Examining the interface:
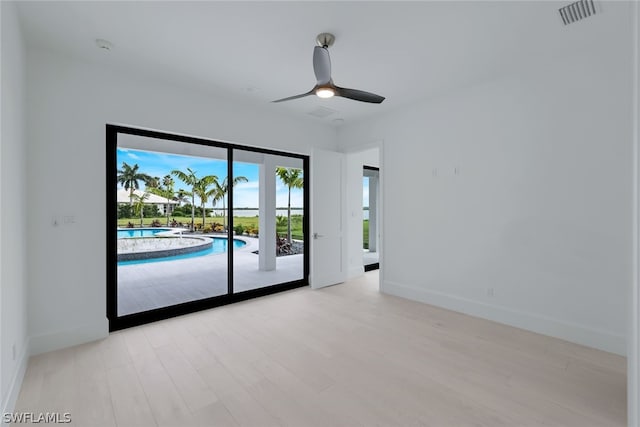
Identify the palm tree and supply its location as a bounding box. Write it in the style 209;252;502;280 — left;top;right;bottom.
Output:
162;175;173;188
172;168;217;231
174;189;189;206
171;168;200;231
210;175;248;231
276;167;303;243
146;176;161;189
116;162;152;205
193;175;219;229
132;193;149;227
147;175;175;226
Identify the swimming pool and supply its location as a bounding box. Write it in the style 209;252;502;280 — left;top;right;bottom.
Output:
117;228;170;238
118;237;246;265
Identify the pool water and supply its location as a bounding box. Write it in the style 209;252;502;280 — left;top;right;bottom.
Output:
118;237;246;266
118;228;170;238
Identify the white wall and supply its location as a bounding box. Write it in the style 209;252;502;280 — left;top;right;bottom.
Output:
630;1;640;424
1;1;29;417
344;147;379;278
338;16;633;355
26;48;336;354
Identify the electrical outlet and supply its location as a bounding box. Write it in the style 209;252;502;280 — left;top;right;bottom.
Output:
487;288;494;297
12;344;16;361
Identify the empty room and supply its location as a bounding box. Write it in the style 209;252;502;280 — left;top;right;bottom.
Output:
1;1;639;426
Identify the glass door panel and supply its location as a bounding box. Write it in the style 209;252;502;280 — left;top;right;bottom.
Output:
232;152;305;292
115;133;228;316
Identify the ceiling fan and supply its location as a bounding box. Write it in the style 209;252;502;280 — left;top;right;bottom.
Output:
273;33;385;104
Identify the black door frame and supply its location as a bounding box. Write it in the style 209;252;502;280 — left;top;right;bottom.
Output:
106;124;310;331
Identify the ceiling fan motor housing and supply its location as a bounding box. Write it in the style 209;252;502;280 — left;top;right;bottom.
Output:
316;33;335;48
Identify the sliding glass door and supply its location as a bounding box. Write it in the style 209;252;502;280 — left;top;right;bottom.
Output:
107;125;308;330
232;152;305;292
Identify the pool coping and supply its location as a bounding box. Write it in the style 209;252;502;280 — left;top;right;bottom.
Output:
117;235;213;261
116;228;255;262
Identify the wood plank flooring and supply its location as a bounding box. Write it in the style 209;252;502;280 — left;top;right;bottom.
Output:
14;272;626;426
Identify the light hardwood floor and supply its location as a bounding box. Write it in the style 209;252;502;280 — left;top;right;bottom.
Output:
14;272;626;426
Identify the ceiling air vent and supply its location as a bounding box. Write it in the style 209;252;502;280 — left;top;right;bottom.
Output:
559;0;596;25
307;106;337;118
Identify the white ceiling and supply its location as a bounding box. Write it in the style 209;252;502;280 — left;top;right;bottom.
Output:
15;1;628;127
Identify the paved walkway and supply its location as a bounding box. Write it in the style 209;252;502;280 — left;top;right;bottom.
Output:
117;235;304;316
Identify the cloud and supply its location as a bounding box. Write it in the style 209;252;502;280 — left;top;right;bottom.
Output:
127;152;140;160
235;181;259;191
233;191;258;208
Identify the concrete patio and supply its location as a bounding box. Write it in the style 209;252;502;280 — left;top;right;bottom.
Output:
117;235;305;316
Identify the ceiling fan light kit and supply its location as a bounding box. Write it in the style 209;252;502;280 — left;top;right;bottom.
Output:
315;87;335;98
273;33;385;104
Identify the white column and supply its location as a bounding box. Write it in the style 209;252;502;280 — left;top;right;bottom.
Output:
259;157;277;271
368;175;378;252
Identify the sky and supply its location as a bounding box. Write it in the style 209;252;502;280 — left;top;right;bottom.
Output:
363;177;369;208
117;148;304;208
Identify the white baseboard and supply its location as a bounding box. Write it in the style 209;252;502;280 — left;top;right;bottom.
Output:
30;317;109;356
1;338;30;426
382;280;626;356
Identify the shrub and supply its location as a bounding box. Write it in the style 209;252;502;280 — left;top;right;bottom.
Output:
234;224;245;235
172;206;186;216
143;204;160;217
117;204;133;219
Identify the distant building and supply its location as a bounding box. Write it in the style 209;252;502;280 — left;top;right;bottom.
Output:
116;189;178;216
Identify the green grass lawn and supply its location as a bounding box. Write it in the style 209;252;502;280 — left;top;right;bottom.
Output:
118;215;304;240
120;215;365;245
363;219;369;249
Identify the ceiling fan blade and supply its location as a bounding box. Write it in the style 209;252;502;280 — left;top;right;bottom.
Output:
313;46;331;85
335;86;385;104
272;89;315;103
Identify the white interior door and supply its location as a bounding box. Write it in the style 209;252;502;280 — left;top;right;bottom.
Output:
310;149;346;289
